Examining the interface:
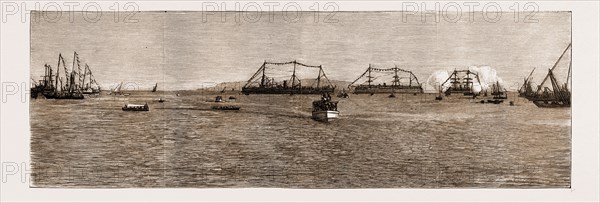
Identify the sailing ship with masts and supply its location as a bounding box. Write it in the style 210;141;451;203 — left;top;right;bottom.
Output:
152;83;158;92
518;67;537;100
242;60;335;95
490;81;507;100
31;52;100;99
109;81;124;95
348;65;423;95
529;43;572;108
441;69;482;96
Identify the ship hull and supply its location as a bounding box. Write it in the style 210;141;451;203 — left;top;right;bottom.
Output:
242;87;335;95
211;105;241;111
312;110;339;122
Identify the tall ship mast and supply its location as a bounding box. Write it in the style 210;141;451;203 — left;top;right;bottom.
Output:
531;43;571;108
242;60;335;95
348;65;422;94
152;83;158;92
491;81;507;100
518;67;537;100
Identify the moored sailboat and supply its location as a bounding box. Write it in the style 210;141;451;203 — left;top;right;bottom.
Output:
518;68;536;100
152;83;158;92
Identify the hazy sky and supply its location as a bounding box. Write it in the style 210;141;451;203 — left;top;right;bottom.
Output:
31;11;571;90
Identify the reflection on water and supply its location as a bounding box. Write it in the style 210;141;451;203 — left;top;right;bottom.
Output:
30;92;570;188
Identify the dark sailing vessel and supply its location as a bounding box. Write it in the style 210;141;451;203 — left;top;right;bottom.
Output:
81;64;101;94
441;69;481;96
531;43;572;108
348;65;422;94
242;61;335;95
152;83;158;92
337;89;349;98
109;81;127;95
31;52;95;99
122;103;149;111
435;85;443;100
518;68;537;100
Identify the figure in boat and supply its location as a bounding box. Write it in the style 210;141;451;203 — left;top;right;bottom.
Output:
31;52;93;99
122;103;149;111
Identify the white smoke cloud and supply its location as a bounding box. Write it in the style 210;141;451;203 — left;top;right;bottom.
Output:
425;70;450;93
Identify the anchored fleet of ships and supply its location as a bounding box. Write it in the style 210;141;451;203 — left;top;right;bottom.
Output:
31;52;100;99
31;43;572;113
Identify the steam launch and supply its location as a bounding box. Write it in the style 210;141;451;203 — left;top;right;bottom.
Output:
441;70;482;96
31;52;100;99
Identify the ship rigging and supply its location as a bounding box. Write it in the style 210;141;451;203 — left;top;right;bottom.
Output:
441;69;482;96
530;43;572;108
348;65;422;94
242;60;335;95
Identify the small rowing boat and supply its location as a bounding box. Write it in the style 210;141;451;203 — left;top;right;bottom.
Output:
122;103;149;111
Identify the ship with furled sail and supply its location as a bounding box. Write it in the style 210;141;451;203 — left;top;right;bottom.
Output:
348;65;422;95
312;93;339;122
241;60;335;95
31;52;99;99
441;69;482;96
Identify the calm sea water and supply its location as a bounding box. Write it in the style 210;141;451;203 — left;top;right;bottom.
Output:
30;92;571;188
